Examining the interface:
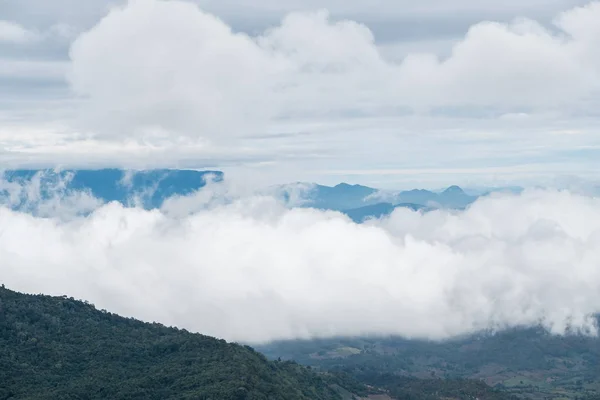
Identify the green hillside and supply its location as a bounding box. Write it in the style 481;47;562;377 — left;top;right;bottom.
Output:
258;331;600;399
0;285;346;400
0;285;526;400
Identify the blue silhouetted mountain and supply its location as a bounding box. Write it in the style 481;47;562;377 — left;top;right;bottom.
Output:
306;183;377;211
294;183;479;222
342;202;428;223
391;186;476;208
394;189;438;206
1;169;223;210
436;185;477;208
298;183;477;214
2;170;481;219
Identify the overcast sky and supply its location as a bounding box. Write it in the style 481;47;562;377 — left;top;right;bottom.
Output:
1;0;599;188
4;1;600;343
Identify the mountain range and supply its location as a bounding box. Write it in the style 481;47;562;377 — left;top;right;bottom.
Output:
0;169;222;210
288;183;478;212
1;169;516;221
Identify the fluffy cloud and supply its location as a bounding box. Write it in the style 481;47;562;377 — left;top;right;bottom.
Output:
2;183;600;343
67;0;600;141
68;0;281;140
3;1;600;186
0;20;39;43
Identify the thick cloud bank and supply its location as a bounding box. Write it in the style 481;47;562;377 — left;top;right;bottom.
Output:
69;0;600;139
1;184;600;343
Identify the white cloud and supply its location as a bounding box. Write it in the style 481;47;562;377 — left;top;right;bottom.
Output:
0;20;39;43
2;0;600;187
68;0;281;140
0;170;101;218
2;185;600;343
67;0;600;143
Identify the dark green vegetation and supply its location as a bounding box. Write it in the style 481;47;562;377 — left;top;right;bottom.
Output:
258;329;600;400
0;286;345;400
356;373;518;400
0;285;522;400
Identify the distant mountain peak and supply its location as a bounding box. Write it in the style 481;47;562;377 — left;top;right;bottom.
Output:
443;185;466;194
334;182;369;189
401;189;434;195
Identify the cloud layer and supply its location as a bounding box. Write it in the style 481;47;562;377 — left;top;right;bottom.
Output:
68;0;600;140
2;181;600;343
1;0;600;188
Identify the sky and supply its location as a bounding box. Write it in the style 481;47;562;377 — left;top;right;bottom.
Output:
3;1;600;343
1;0;599;188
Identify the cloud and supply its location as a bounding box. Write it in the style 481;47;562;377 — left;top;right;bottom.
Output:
0;20;39;43
3;1;600;187
2;183;600;343
67;0;600;143
0;170;102;218
68;0;281;140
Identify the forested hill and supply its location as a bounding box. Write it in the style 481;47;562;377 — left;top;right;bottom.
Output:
0;285;347;400
0;285;525;400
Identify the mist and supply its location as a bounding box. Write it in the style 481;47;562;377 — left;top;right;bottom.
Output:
2;177;600;343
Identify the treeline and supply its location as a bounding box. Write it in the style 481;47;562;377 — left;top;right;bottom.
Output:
0;286;345;400
0;285;540;400
351;372;519;400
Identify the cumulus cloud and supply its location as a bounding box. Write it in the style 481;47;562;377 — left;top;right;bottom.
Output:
67;0;600;141
2;184;600;343
68;0;282;140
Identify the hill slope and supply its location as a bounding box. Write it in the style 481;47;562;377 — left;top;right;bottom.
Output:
258;329;600;399
0;285;528;400
0;286;345;400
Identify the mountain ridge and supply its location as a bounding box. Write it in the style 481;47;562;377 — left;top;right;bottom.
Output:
1;169;222;210
0;284;351;400
1;169;519;220
0;285;523;400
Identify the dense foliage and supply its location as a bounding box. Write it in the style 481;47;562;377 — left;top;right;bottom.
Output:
354;373;518;400
258;329;600;399
0;286;344;400
0;285;555;400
